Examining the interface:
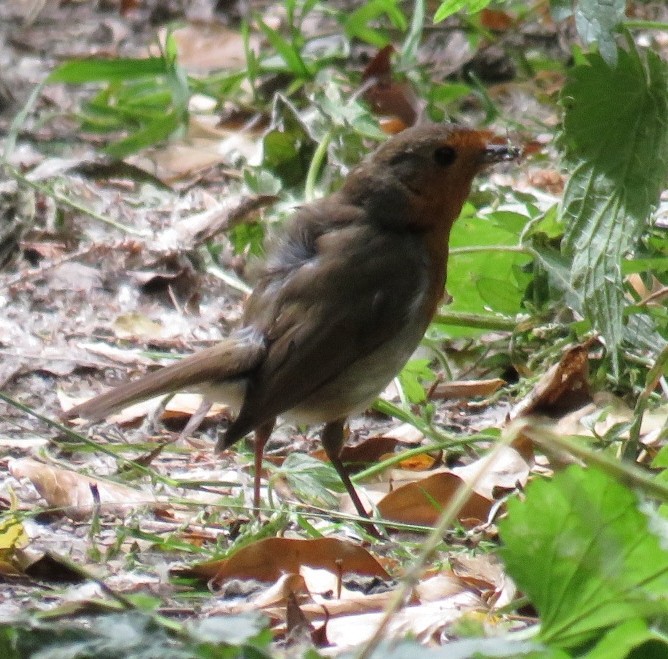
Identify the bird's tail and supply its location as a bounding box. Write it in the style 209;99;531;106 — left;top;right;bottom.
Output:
64;328;266;421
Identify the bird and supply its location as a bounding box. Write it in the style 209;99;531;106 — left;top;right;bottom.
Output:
66;123;520;526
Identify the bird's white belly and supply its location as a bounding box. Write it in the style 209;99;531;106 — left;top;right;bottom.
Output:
286;320;426;424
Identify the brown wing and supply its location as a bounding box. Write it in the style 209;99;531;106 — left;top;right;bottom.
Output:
224;198;430;444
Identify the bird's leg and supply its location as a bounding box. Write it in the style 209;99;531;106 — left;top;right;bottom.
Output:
252;419;275;513
322;419;382;537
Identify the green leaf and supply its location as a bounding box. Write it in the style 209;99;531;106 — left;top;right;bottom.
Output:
584;619;668;659
560;46;668;369
433;0;492;23
49;57;169;83
442;211;531;335
499;466;668;650
398;359;435;404
257;18;311;79
343;0;406;47
574;0;626;67
275;453;343;507
104;111;182;159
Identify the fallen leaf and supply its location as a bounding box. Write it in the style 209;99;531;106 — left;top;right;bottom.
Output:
397;452;438;471
313;436;399;468
430;378;506;400
480;8;514;31
451;446;530;500
415;573;467;602
182;537;389;585
361;45;420;129
377;472;493;527
9;458;153;521
381;423;425;444
160;22;259;73
112;313;168;341
511;343;593;418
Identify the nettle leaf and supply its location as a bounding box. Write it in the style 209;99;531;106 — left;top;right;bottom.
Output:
574;0;626;66
560;46;668;369
499;466;668;650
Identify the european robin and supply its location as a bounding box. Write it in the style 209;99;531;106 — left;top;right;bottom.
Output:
66;124;519;524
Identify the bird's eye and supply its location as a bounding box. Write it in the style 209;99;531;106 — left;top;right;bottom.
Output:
434;146;457;167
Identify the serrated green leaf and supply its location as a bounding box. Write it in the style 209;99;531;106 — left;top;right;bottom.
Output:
499;466;668;650
398;358;435;404
574;0;626;67
560;46;668;368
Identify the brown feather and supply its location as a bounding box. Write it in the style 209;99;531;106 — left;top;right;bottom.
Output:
66;329;265;421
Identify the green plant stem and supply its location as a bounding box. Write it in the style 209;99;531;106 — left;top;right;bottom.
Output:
624;343;668;459
0;390;177;486
304;129;332;201
352;435;495;483
625;19;668;30
3;164;148;237
517;420;668;502
357;431;514;659
432;310;519;331
372;398;443;440
449;244;530;255
2;78;47;162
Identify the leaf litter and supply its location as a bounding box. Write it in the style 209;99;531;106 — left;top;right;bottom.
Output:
0;0;667;656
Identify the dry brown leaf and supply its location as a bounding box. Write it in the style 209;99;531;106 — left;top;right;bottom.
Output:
250;573;309;608
63;389;230;426
9;458;152;521
286;589;318;646
430;378;506;400
451;446;529;500
512;343;593;419
182;537;389;585
127;132;259;185
449;553;517;608
76;342;159;366
377;472;493;527
321;592;483;650
397;452;438;471
415;573;467;602
160;23;259;73
361;45;421;129
381;422;425;444
480;7;514;31
313;435;399;468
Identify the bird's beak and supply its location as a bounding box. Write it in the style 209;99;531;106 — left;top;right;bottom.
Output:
479;142;522;164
